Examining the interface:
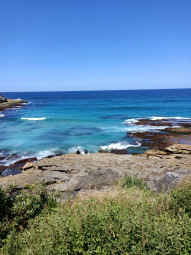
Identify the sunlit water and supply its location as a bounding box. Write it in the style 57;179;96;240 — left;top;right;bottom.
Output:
0;89;191;166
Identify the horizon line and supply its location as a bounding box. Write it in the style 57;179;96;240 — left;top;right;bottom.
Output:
1;87;191;93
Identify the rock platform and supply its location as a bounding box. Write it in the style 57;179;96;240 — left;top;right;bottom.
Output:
0;144;191;199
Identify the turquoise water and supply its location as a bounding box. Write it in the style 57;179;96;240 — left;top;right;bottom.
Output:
0;89;191;165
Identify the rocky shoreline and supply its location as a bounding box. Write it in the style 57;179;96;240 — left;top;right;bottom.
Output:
1;116;191;198
0;143;191;200
0;94;28;111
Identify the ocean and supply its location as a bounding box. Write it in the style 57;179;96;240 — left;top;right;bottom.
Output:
0;89;191;166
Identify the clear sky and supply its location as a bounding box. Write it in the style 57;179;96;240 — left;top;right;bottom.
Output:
0;0;191;92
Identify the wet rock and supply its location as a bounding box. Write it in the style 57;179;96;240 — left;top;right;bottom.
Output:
0;166;7;174
111;149;127;155
99;149;108;153
10;157;37;170
164;127;191;135
135;119;172;126
127;131;173;150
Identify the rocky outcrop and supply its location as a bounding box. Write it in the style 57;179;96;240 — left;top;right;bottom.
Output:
0;151;191;198
0;94;7;103
165;144;191;154
135;119;172;127
0;99;28;111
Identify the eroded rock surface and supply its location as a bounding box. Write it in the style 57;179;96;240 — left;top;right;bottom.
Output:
0;151;191;198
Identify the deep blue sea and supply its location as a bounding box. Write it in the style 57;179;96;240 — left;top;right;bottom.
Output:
0;89;191;166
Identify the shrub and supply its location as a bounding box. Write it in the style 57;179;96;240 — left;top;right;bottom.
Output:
120;176;149;190
170;176;191;216
0;184;57;247
2;187;191;255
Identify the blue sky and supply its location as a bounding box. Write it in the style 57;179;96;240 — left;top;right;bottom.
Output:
0;0;191;92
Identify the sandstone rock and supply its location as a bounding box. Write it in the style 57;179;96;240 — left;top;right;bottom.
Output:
9;157;37;170
0;153;191;198
145;150;167;156
22;162;34;170
165;144;191;154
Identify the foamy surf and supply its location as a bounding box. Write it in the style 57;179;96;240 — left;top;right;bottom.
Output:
68;146;84;153
0;114;5;118
123;118;139;125
100;141;141;151
21;117;46;121
150;116;191;120
34;149;59;160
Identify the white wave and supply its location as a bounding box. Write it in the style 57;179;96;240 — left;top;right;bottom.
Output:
68;146;84;153
100;141;141;151
150;116;191;120
21;117;46;121
123;118;139;125
16;98;22;101
34;148;59;160
0;114;5;118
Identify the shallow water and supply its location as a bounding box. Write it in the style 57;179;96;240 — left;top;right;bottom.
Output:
0;89;191;166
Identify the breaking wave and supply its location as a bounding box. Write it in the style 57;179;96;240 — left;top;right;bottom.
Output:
100;141;141;151
0;114;5;118
21;117;47;121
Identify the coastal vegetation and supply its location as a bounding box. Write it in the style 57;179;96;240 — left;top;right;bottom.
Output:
1;176;191;254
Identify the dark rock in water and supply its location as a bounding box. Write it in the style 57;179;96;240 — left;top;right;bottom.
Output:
9;157;37;169
1;157;37;177
99;149;108;153
127;131;173;151
111;149;127;155
164;127;191;135
0;157;6;161
0;166;7;174
135;119;172;127
0;94;7;103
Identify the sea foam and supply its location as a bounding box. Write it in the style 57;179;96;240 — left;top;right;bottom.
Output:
0;114;5;118
150;116;191;120
100;141;141;151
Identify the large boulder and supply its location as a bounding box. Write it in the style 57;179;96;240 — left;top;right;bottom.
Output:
0;94;7;103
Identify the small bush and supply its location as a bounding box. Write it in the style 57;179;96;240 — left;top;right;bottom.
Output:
121;176;149;190
170;176;191;216
0;184;57;247
1;177;191;254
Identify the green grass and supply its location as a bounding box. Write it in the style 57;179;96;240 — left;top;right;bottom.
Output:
1;177;191;254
